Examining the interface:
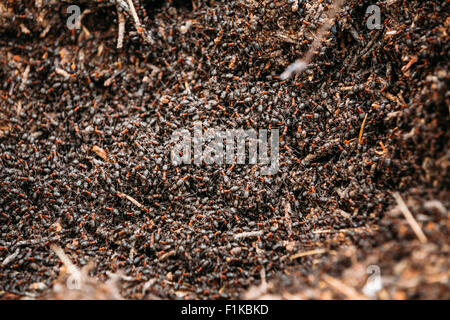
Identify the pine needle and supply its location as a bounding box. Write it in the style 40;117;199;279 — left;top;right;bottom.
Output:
358;113;368;145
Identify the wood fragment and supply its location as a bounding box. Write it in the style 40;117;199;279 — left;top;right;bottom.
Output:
126;0;140;29
125;0;152;44
116;191;144;210
21;65;30;88
393;192;428;243
423;200;447;215
284;201;293;236
313;226;377;234
50;244;80;276
401;55;418;73
322;274;369;300
290;248;327;260
158;250;176;261
233;230;264;239
2;248;20;266
55;67;71;78
358;113;368;145
91;145;108;161
116;5;125;49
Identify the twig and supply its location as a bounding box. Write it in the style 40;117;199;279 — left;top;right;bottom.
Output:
21;65;30;88
393;192;428;243
423;200;447;215
116;191;144;210
313;226;377;234
280;0;344;80
126;0;140;28
158;250;176;261
115;0;129;11
125;0;152;44
322;274;369;300
284;201;293;236
2;248;20;266
55;67;72;78
290;248;327;260
50;244;81;276
91;145;108;162
358;113;368;145
116;4;125;49
233;230;264;240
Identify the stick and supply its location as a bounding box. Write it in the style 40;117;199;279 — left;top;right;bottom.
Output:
313;226;377;234
280;0;344;80
2;248;20;266
126;0;140;28
234;230;263;240
50;244;81;276
322;274;369;300
290;248;327;260
284;201;293;236
55;67;72;78
21;65;30;88
393;192;428;243
116;191;144;210
116;4;125;49
358;113;368;145
158;250;176;261
124;0;153;44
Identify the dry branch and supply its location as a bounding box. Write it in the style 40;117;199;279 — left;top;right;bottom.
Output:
393;192;428;243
